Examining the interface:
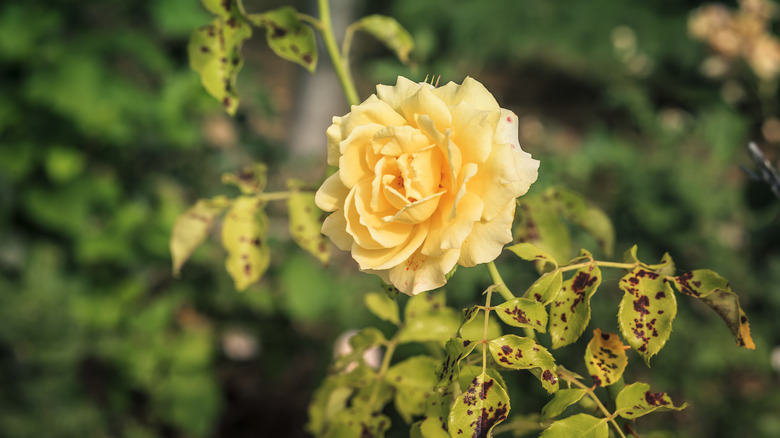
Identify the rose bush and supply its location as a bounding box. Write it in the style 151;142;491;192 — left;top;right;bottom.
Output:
315;76;539;295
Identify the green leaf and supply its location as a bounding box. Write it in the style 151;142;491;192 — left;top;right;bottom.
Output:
364;292;400;325
221;163;268;195
248;7;317;72
549;264;602;349
448;374;510;438
405;290;447;320
458;305;481;333
411;388;452;438
584;329;627;387
548;187;615;257
673;270;755;349
646;252;675;276
287;182;329;265
221;196;270;290
188;6;252;115
540;388;587;421
622;245;640;264
170;195;232;276
324;408;391;438
459;312;502;343
457;366;508;394
434;337;477;389
515;196;572;265
399;290;459;344
523;269;563;305
617;268;677;364
539;414;608;438
487;334;559;393
351;15;414;63
615;382;687;419
506;242;558;268
307;377;353;436
494;297;548;333
385;356;438;423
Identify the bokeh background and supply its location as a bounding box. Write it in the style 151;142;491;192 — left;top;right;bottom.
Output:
2;0;780;436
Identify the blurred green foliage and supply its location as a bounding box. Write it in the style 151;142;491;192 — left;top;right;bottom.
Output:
2;0;780;437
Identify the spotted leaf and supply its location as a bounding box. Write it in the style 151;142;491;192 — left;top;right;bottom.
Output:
221;163;267;195
448;374;510;438
548;187;614;257
323;408;391;438
189;1;252;114
457;366;508;394
506;241;558;269
674;269;755;349
540;388;587;421
287;182;329;265
170;195;232;277
364;292;400;325
434;337;477;389
549;264;602;349
494;297;548;333
221;195;269;290
615;382;687;419
539;413;608;438
410;388;452;438
618;268;676;364
350;15;414;63
385;356;438;423
248;7;317;72
584;329;627;387
523;269;563;305
459;311;502;344
488;334;559;393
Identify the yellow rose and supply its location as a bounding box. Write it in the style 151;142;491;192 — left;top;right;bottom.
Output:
315;76;539;295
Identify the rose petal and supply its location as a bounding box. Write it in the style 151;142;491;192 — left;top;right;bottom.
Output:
315;172;349;212
431;76;500;111
352;221;430;271
398;84;452;132
384;191;445;224
458;199;516;266
376;76;425;111
421;190;483;257
449;100;497;164
386;246;460;295
339;123;384;189
354;181;413;247
322;212;353;251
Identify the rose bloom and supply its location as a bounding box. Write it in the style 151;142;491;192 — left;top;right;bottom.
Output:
315;77;539;295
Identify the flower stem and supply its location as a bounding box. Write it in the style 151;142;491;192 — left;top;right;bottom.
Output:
365;337;398;413
560;260;637;273
487;261;514;301
558;368;627;438
317;0;360;106
481;286;493;377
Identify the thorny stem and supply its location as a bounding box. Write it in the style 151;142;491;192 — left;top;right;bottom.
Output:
558;368;628;438
317;0;360;106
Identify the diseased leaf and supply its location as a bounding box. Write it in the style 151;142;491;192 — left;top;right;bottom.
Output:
494;297;548;333
457;366;508;394
540;388;587;421
364;292;400;325
646;252;675;276
515;196;572;265
248;7;317;72
615;382;687;419
221;163;267;194
459;312;502;343
351;15;414;63
524;269;563;305
287;182;329;265
189;1;252;114
411;388;452;438
459;305;481;333
448;374;510;438
617;268;676;364
171;195;232;276
506;242;558;268
221;195;269;290
488;334;559;393
674;270;755;349
405;289;447;320
539;413;608;438
384;356;438;423
323;408;391;438
549;263;602;349
584;329;627;387
548;187;615;257
434;337;477;389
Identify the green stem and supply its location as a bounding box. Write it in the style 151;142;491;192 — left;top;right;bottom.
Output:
365;337;398;413
558;369;627;438
560;260;637;273
317;0;360;106
487;261;514;301
295;12;323;31
481;286;493;377
605;377;630;435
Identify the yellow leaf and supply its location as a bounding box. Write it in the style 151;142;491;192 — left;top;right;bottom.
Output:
170;196;232;277
287;185;329;265
221;196;270;290
584;329;627;387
